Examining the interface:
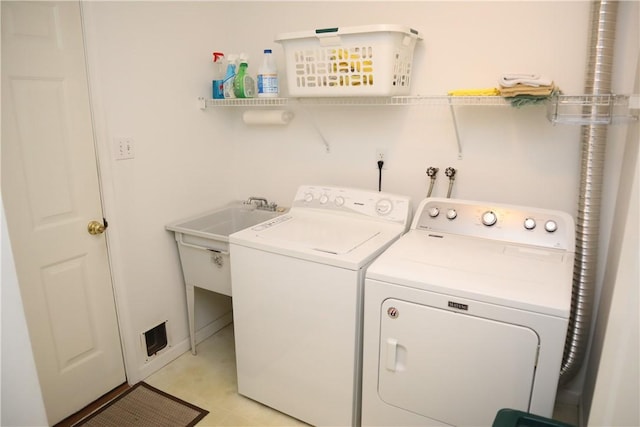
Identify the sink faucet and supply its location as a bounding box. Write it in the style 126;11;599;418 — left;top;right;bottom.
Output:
245;196;277;211
247;196;268;207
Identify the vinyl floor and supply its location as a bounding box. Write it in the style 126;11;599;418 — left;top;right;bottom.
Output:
145;323;580;427
145;323;307;426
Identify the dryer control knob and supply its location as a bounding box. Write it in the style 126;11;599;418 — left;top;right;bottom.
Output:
524;218;536;230
334;196;345;207
446;209;457;220
482;211;498;226
545;220;558;233
319;194;329;204
428;207;440;218
303;193;314;203
375;199;393;215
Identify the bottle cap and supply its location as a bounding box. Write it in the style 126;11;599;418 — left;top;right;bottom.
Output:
264;49;272;54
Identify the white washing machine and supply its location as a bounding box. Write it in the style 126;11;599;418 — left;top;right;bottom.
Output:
230;185;412;427
362;198;575;427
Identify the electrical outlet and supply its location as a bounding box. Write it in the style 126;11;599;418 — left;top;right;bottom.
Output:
375;148;387;168
114;137;135;160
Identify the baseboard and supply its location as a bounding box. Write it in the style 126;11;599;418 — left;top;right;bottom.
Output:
578;395;586;427
134;339;191;383
130;311;233;384
195;311;233;344
556;388;581;405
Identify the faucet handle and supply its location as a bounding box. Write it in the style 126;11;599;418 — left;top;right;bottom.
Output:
445;167;456;179
426;167;439;178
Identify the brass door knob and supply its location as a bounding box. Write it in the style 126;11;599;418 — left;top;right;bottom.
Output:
87;220;106;235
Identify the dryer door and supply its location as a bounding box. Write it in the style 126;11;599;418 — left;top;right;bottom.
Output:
379;298;539;427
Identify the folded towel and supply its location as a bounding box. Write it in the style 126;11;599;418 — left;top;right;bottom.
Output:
499;84;555;97
499;74;553;88
506;88;561;107
448;87;500;96
506;94;551;108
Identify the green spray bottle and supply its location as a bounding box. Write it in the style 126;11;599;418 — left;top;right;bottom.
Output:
233;53;255;98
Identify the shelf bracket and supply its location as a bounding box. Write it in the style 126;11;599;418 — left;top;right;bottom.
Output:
298;103;330;154
448;99;463;159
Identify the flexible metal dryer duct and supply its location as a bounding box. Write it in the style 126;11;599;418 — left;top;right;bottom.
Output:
559;0;618;385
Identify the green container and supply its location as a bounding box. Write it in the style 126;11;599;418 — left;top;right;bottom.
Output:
233;59;255;98
493;409;575;427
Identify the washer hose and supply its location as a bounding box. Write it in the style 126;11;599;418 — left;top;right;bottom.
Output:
426;167;439;197
445;167;457;198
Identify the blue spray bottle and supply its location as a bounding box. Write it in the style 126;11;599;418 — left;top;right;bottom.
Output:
212;52;226;99
223;54;238;99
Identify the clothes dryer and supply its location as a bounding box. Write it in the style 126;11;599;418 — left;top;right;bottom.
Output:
362;198;575;426
230;185;412;426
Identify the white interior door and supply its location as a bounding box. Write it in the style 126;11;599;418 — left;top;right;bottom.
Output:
379;298;539;427
1;1;126;424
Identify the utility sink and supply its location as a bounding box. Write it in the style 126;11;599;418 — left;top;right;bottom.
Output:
166;201;285;354
167;203;283;248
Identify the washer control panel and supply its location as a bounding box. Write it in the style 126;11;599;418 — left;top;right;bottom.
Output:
413;197;575;250
292;185;412;226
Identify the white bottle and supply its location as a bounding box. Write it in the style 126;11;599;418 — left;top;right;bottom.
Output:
257;49;279;98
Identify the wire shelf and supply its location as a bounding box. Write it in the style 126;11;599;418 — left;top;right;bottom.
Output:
546;94;639;125
199;97;289;108
199;94;639;124
296;96;517;106
200;95;514;108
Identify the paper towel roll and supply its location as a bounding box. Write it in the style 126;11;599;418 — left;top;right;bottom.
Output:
242;110;294;125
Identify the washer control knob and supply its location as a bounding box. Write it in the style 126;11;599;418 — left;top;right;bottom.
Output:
482;211;498;226
524;218;536;230
446;209;457;220
376;199;393;215
303;193;314;203
334;196;345;207
545;220;558;233
319;194;329;204
428;207;440;218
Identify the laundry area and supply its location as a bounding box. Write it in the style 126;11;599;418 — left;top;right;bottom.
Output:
1;1;638;427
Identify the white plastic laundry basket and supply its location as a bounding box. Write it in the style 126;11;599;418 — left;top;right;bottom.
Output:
275;25;422;97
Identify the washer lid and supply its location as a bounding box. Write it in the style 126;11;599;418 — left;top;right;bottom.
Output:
230;211;405;269
254;215;380;255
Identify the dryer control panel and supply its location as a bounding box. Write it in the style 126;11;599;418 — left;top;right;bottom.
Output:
413;197;575;250
292;185;412;226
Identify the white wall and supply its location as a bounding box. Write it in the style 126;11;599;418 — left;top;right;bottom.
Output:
82;1;239;381
1;201;49;427
81;0;638;408
561;0;640;409
586;130;639;426
582;42;640;426
227;0;590;211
